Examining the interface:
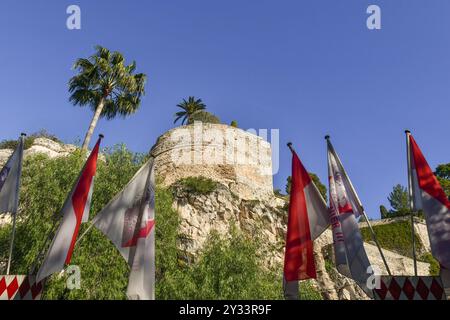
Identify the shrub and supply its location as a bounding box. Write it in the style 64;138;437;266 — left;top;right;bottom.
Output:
230;120;238;128
160;227;321;300
0;130;61;150
360;221;423;258
419;253;440;276
176;176;218;195
187;111;221;124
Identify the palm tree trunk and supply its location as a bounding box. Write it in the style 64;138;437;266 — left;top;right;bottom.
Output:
81;98;105;151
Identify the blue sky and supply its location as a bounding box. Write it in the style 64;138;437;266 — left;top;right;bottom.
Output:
1;1;449;219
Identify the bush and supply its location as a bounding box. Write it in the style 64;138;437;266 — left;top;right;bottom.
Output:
360;221;423;258
187;111;221;124
230;120;238;128
176;176;218;195
158;227;321;300
419;253;440;276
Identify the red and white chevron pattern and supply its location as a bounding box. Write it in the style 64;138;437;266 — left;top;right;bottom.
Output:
0;275;43;300
373;276;446;300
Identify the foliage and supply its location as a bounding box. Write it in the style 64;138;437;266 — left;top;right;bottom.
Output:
69;45;146;120
387;184;410;216
273;189;285;198
0;145;147;299
435;163;450;199
230;120;238;128
285;173;327;202
173;96;206;125
176;176;218;195
158;227;321;300
187;111;221;125
0;130;61;150
379;205;389;219
360;221;423;258
419;253;440;276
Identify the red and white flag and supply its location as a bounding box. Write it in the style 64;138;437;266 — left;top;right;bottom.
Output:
407;133;450;270
283;146;330;299
36;137;101;282
93;158;155;300
327;138;373;297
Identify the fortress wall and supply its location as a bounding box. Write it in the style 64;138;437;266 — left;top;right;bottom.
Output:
150;123;274;200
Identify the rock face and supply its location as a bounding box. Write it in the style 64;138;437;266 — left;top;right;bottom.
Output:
172;183;287;268
151;123;274;200
0;137;77;167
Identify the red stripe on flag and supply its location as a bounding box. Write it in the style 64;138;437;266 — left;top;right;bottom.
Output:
410;136;450;210
64;139;100;264
283;151;316;281
122;219;155;248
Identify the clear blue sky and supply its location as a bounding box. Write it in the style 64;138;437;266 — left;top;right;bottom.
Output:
1;1;449;219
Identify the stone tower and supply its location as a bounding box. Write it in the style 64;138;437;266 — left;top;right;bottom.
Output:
150;123;274;200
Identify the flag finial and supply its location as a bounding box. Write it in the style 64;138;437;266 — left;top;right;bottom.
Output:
287;142;295;153
99;134;104;139
325;135;330;140
405;130;411;134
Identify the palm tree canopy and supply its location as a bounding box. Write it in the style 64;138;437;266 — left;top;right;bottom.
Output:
174;96;206;125
69;45;147;119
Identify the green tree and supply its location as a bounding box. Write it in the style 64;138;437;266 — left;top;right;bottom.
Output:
173;97;206;125
285;174;327;202
69;46;147;150
230;120;238;128
379;205;389;219
435;163;450;199
387;184;410;217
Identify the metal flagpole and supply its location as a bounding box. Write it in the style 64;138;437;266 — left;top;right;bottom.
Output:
325;135;392;276
6;133;26;275
405;130;418;276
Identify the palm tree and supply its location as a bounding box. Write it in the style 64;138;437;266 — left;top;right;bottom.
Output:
69;45;147;150
173;96;206;125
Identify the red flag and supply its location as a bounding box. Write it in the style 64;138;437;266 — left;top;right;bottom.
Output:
37;137;101;282
283;150;329;281
408;135;450;269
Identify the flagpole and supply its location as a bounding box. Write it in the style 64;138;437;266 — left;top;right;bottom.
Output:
405;130;418;276
6;133;26;275
325;135;392;276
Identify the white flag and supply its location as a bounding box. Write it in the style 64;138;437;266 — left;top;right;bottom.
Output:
93;158;155;300
36;137;101;282
0;136;24;214
327;139;373;297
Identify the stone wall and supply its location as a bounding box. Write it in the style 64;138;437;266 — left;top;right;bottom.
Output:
151;123;274;200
